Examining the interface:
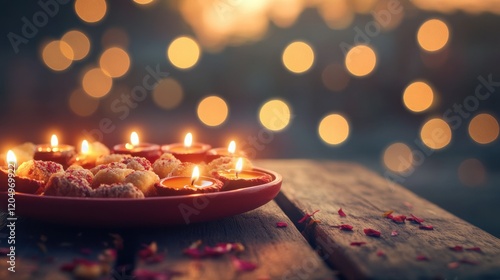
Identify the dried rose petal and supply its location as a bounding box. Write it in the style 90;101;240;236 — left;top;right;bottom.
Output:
383;210;394;218
276;222;288;228
448;262;460;269
459;258;479;265
350;242;366;246
364;228;381;237
419;225;434;230
449;245;463;252
298;210;320;224
416;255;429;261
391;230;398;236
231;256;257;272
338;224;353;231
138;242;158;259
376;250;385;257
390;215;406;224
407;214;424;224
338;208;347;217
466;247;482;252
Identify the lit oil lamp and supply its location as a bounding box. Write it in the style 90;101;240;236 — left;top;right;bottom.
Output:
33;134;75;168
205;140;246;163
161;133;211;163
155;165;223;196
213;157;272;191
113;132;161;163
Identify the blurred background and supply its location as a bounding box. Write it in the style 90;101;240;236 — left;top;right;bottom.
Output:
1;0;499;236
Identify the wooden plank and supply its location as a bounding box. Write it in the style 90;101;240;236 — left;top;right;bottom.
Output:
0;201;335;280
256;159;500;280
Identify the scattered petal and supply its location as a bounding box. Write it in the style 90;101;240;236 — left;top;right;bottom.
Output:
298;210;320;224
416;254;429;261
376;250;385;257
231;256;257;272
390;215;407;224
465;247;482;252
448;262;460;269
407;214;425;224
138;242;158;260
419;225;434;230
276;222;288;228
449;246;463;252
391;231;399;236
382;210;394;218
337;224;354;231
350;242;366;246
338;208;347;217
363;228;381;237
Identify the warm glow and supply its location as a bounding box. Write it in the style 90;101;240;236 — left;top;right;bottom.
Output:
318;0;354;30
345;45;377;77
42;40;73;71
61;30;90;61
259;100;291;131
130;132;139;146
417;19;450;52
152;78;184;110
133;0;155;5
197;96;229;127
228;141;236;155
167;36;201;69
322;63;350;92
282;41;315;74
458;158;487;187
81;140;89;154
420;118;452;149
191;165;200;185
318;114;350;145
99;47;131;78
74;0;107;23
68;88;100;117
6;150;16;166
468;113;499;144
184;133;193;148
235;157;243;176
383;143;414;173
403;81;434;113
51;135;58;147
82;68;113;98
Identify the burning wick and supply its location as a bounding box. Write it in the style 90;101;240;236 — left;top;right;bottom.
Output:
184;132;193;149
235;157;243;179
228;140;236;156
191;165;200;186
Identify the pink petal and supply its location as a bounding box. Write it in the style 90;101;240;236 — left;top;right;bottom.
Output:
416;254;429;261
276;222;288;228
363;228;381;237
407;214;425;224
350;242;366;246
376;250;385;257
339;224;353;231
298;210;320;224
391;230;399;236
449;245;463;252
231;256;257;272
419;225;434;230
390;215;406;224
338;208;347;217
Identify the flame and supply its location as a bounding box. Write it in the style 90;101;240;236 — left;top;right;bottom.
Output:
81;140;89;154
51;134;58;147
235;157;243;178
184;132;193;148
191;165;200;186
6;150;16;166
228;140;236;155
130;132;139;146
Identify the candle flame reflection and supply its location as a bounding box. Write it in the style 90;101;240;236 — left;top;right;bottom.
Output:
191;165;200;186
51;134;58;147
81;140;89;154
184;132;193;148
228;140;236;155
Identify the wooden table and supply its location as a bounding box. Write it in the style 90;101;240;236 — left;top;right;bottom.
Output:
1;160;499;280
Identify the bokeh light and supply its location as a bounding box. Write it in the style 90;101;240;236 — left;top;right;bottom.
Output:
68;89;100;117
420;118;452;149
82;68;113;98
417;19;450;52
282;41;315;74
259;100;292;131
197;96;229;127
318;114;350;145
101;28;129;48
152;78;184;110
458;158;487;187
403;81;434;113
42;40;73;71
383;142;414;173
74;0;107;23
99;47;131;78
345;45;377;77
61;30;90;61
322;63;350;92
167;36;201;70
318;0;354;30
133;0;155;5
468;113;499;144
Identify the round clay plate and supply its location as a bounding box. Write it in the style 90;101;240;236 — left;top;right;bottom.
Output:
0;168;281;227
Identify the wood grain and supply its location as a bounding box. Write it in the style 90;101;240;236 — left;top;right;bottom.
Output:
256;159;500;280
0;201;335;280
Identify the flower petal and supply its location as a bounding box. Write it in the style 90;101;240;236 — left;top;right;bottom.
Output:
338;208;347;217
363;228;381;237
276;222;288;228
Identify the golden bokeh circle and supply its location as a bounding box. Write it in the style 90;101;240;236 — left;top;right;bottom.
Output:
468;113;499;144
197;96;229;126
417;19;450;52
403;81;434;112
167;36;201;69
345;45;377;77
420;118;452;149
259;100;292;131
282;41;315;74
318;114;350;145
